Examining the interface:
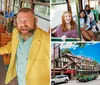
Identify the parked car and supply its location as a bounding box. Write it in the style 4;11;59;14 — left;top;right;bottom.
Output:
51;75;69;85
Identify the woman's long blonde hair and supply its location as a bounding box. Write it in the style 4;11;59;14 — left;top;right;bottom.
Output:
61;11;77;32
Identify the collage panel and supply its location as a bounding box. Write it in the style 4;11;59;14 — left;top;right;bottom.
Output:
50;1;100;85
0;0;50;85
51;42;100;85
51;0;100;41
0;0;100;85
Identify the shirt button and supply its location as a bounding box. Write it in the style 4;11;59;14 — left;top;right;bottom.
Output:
19;71;22;73
21;62;23;64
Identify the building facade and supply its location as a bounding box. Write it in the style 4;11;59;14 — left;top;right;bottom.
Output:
51;53;96;79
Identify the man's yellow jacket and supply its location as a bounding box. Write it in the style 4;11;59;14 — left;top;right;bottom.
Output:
0;28;50;85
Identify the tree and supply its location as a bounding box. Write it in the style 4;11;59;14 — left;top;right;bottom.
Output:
61;48;72;54
92;60;98;66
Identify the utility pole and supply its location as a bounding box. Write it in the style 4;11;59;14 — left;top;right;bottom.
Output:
53;44;61;77
53;43;55;77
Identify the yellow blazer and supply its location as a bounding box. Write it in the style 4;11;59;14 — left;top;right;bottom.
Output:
0;28;50;85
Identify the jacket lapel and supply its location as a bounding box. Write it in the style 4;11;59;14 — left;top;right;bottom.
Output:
11;29;19;66
26;28;41;75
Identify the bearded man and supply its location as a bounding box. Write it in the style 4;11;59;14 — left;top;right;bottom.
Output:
0;8;50;85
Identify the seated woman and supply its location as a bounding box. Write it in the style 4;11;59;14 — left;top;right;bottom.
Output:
85;5;99;31
55;11;78;40
8;14;17;33
79;10;96;41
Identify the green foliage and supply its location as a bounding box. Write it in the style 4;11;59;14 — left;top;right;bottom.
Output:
51;0;56;3
92;60;98;66
61;48;72;54
76;43;86;48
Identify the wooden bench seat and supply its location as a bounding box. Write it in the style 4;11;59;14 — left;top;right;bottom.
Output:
0;33;12;65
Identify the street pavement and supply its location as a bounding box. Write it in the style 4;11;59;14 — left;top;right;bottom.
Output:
57;75;100;85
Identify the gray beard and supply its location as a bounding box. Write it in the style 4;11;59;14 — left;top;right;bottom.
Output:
19;29;35;40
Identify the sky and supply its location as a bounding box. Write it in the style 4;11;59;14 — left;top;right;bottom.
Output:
60;42;100;64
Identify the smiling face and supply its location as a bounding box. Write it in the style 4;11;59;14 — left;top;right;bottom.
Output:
80;11;85;18
17;11;36;39
85;5;90;11
64;13;72;24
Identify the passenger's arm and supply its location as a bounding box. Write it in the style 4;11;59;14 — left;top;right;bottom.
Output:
85;17;91;30
0;41;12;55
81;17;90;31
81;25;88;31
89;12;94;21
